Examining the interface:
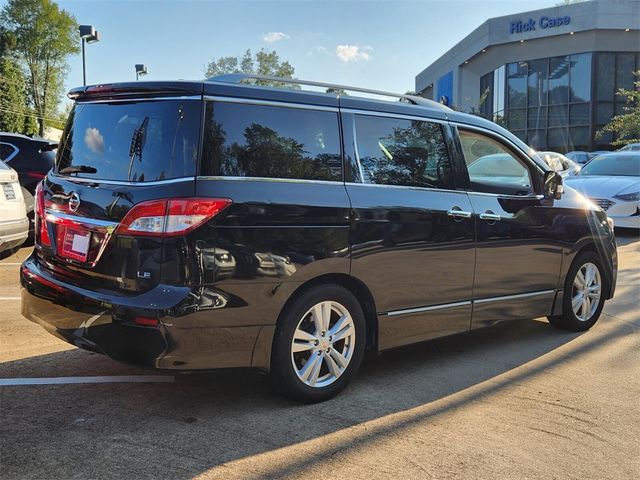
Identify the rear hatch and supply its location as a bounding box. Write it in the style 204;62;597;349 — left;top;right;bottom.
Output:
35;91;205;294
0;161;27;222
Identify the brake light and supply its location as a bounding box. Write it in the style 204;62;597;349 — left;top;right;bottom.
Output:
34;182;51;246
27;172;47;180
133;316;159;327
116;198;231;237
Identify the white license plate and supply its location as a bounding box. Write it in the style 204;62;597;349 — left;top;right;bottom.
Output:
2;183;15;200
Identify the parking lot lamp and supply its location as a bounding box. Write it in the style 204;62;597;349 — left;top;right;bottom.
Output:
135;64;148;81
79;25;100;86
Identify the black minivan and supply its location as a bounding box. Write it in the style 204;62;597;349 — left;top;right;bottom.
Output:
21;76;617;402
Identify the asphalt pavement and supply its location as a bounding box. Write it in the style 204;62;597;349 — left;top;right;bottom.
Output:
0;231;638;479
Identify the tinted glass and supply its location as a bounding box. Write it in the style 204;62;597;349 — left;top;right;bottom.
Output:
549;56;570;104
507;62;527;108
202;102;342;181
459;130;532;195
354;115;453;189
528;107;547;129
595;53;615;101
0;143;17;161
570;103;590;125
548;105;568;128
616;53;636;99
528;59;547;107
507;108;526;130
56;100;200;182
569;53;591;103
581;154;640;176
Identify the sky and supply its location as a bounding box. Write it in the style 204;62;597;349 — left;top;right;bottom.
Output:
7;0;562;101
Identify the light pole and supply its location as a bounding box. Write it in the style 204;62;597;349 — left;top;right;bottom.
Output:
79;25;100;86
135;64;148;81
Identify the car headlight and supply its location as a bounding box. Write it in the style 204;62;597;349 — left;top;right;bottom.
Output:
613;191;640;202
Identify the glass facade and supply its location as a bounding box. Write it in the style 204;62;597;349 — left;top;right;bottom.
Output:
480;52;640;152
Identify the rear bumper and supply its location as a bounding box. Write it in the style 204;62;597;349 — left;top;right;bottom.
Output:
0;217;28;252
20;254;266;370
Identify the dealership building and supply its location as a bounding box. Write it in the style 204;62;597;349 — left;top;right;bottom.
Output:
415;0;640;152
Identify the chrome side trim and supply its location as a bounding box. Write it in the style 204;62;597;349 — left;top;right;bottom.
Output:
344;181;468;195
76;95;201;104
341;108;448;125
474;290;556;305
204;96;339;112
44;209;119;229
0;142;19;163
469;191;545;200
50;174;195;186
387;301;471;317
386;290;556;317
196;175;344;185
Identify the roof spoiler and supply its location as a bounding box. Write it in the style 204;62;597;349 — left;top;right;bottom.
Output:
68;82;204;100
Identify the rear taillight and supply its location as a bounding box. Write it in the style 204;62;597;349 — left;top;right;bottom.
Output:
27;172;47;180
34;182;51;246
116;198;231;237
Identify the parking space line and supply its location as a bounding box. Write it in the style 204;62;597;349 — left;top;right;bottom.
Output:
0;297;21;301
0;375;175;386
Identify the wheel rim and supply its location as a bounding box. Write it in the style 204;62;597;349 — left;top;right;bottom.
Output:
572;262;602;322
290;301;355;388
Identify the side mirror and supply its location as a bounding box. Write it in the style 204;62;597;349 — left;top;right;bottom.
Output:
543;170;563;200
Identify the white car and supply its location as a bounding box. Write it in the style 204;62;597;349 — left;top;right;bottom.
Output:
0;160;29;253
538;151;581;177
564;152;640;229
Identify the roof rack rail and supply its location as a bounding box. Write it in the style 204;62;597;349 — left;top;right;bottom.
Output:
208;74;451;111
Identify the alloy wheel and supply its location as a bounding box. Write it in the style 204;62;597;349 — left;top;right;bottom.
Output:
571;262;602;322
290;301;356;388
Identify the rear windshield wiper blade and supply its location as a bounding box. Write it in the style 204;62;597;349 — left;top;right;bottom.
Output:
59;165;98;175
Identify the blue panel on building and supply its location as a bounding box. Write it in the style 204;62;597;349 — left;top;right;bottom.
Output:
437;71;453;106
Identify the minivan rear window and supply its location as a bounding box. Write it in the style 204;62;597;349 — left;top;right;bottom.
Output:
56;99;201;182
201;102;342;181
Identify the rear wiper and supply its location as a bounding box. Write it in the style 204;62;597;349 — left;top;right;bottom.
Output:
59;165;98;175
128;116;149;181
40;143;58;152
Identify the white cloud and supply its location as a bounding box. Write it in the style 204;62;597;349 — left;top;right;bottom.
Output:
262;32;290;43
335;45;372;62
84;127;104;154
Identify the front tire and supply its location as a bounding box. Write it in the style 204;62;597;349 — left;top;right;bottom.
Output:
270;284;366;403
548;251;607;331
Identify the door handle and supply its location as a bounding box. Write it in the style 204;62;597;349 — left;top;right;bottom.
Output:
479;211;501;222
447;207;473;219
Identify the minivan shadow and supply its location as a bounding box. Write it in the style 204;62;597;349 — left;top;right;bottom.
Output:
2;315;634;479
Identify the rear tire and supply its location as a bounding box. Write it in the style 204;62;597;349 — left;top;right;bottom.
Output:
270;284;366;403
548;251;607;332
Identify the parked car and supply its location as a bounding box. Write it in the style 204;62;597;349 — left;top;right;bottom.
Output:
0;132;57;194
0;160;29;253
564;152;640;229
538;151;581;177
618;143;640;152
20;76;618;403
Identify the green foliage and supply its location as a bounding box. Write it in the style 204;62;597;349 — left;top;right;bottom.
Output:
326;87;347;96
0;56;26;132
1;0;79;137
204;48;298;89
596;72;640;147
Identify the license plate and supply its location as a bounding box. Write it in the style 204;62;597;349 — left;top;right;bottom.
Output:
59;227;91;262
2;183;15;200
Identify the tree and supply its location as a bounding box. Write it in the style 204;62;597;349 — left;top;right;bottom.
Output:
0;56;27;132
596;71;640;147
204;48;298;88
1;0;79;137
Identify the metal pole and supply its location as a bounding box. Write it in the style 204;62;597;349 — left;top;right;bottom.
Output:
82;39;86;85
136;72;139;81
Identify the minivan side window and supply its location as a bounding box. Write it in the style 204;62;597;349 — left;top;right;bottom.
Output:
201;102;342;181
459;130;533;196
353;115;454;189
0;143;17;162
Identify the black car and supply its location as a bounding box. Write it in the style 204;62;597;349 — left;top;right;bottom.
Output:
0;132;57;194
20;76;617;403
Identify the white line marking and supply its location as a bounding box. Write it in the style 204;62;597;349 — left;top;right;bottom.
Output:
0;375;175;386
0;262;22;266
0;297;20;300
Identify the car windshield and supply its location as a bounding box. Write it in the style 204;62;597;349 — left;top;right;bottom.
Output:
56;99;201;182
580;154;640;176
